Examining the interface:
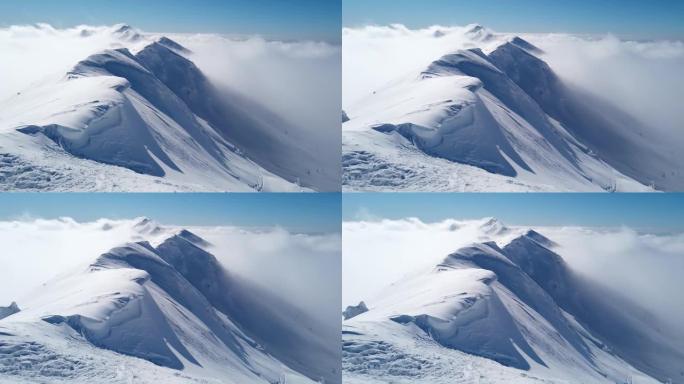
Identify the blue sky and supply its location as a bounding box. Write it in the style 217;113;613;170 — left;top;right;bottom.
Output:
344;0;684;40
0;193;341;233
0;0;341;42
344;194;684;232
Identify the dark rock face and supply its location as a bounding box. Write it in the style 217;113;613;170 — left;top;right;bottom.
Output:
0;302;20;320
343;301;368;320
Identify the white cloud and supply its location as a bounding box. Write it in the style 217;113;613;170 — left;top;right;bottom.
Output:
0;217;144;305
539;226;684;332
191;226;341;327
342;218;501;307
175;34;341;160
526;34;684;148
342;24;501;108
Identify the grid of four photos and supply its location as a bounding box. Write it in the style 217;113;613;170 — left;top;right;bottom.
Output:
0;1;683;383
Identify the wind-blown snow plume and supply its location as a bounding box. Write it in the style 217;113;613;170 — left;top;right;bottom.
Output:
526;34;684;149
179;34;341;160
541;226;684;334
186;226;341;329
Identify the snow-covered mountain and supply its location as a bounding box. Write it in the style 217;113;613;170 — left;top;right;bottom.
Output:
342;24;682;192
0;229;340;383
343;223;684;383
0;25;336;191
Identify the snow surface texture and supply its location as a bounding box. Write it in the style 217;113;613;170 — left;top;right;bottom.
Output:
342;218;684;383
343;24;683;191
0;219;341;383
0;24;339;191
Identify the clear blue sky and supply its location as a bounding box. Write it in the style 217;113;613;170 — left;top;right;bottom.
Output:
0;0;341;42
344;0;684;40
0;193;341;233
344;194;684;232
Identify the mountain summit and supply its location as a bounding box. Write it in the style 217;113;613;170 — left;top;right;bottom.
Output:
0;34;334;192
343;30;680;192
343;228;684;383
0;230;339;383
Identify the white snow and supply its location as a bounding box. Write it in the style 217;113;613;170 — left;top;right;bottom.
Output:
343;24;682;191
0;218;341;383
0;24;339;191
342;218;684;383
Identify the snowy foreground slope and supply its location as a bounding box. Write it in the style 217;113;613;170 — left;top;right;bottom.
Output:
343;220;684;383
343;25;681;191
0;25;335;191
0;228;340;383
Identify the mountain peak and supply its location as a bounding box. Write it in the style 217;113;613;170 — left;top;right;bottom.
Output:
68;47;148;78
176;229;211;248
112;23;133;33
442;241;512;269
134;216;152;225
422;48;501;79
478;217;507;235
522;229;557;248
464;23;493;41
464;23;485;33
111;23;142;41
156;234;224;284
509;36;544;55
157;36;191;54
502;232;570;294
133;217;164;236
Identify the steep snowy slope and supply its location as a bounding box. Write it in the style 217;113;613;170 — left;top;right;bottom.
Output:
0;231;339;383
343;229;683;383
0;27;333;191
343;27;677;191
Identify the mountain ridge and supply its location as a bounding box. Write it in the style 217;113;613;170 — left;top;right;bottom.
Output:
343;30;677;192
1;230;338;383
343;227;683;383
0;32;333;192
